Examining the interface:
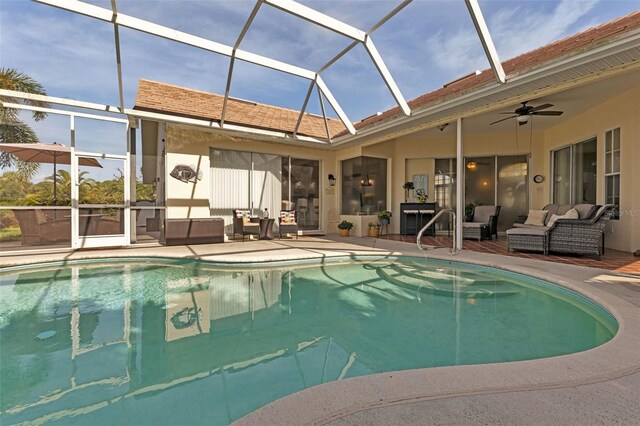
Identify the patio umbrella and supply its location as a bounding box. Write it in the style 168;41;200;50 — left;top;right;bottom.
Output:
0;142;102;202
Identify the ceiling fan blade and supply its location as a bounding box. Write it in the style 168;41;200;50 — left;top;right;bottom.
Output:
529;103;554;112
490;115;516;125
499;112;516;114
532;111;563;116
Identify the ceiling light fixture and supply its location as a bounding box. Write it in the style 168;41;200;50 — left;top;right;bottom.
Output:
516;114;530;124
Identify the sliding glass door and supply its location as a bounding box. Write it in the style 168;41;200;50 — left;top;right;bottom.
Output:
211;150;321;235
552;138;597;205
210;149;281;235
464;155;529;232
281;158;320;231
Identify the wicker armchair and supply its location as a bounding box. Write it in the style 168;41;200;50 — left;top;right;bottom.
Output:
462;205;501;241
547;204;613;259
278;210;298;239
13;209;71;245
232;209;260;241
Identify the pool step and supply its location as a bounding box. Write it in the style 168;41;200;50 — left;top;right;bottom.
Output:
376;266;519;298
389;264;498;285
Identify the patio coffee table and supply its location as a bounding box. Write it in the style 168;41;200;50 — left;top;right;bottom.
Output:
251;218;275;240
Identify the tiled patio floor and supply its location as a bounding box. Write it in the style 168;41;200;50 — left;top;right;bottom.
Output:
385;234;640;276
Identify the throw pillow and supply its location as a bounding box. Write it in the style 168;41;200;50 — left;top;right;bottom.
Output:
547;208;579;227
524;209;548;227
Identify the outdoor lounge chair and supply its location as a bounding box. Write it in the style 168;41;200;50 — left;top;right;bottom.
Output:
462;205;500;241
12;208;71;245
278;210;298;239
232;209;261;241
547;204;613;259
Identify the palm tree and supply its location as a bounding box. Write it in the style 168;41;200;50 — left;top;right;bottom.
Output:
0;68;50;178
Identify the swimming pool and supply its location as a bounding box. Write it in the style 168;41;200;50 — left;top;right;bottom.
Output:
0;257;617;425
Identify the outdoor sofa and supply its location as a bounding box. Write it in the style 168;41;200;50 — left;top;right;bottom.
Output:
506;203;613;259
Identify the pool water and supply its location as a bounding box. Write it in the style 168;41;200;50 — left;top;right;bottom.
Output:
0;258;617;425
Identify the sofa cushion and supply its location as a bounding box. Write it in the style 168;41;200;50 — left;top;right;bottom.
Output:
524;210;548;227
573;203;597;219
556;204;573;215
506;227;548;236
547;208;579;227
544;204;559;218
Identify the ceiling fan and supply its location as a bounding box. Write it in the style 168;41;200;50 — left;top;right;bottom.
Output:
490;101;563;126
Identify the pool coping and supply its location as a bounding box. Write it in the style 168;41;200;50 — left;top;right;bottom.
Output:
1;237;639;424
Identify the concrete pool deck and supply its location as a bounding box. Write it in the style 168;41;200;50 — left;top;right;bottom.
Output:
1;236;639;424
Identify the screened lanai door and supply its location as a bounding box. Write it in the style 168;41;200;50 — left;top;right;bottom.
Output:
71;150;130;249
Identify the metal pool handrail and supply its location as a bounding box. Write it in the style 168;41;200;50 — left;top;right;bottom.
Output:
417;208;458;254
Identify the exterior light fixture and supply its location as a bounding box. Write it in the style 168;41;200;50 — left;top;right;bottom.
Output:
437;123;449;131
466;161;477;170
328;174;336;186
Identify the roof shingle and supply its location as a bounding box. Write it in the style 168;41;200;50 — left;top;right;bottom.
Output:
134;80;346;139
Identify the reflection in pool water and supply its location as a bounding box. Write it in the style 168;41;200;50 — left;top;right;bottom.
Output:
0;258;616;425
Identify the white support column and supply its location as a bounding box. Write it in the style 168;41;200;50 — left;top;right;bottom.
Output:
456;117;464;252
317;87;331;143
34;0;315;79
315;76;356;135
364;36;410;116
464;0;506;84
111;0;125;111
293;81;315;137
222;0;262;127
263;0;366;41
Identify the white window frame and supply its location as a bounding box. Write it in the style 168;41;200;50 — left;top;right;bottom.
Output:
604;127;621;220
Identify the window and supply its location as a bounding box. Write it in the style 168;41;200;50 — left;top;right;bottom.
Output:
552;138;597;205
605;128;620;220
341;156;387;215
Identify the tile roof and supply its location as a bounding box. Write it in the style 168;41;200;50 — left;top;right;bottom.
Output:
134;11;640;141
134;79;346;139
348;10;640;135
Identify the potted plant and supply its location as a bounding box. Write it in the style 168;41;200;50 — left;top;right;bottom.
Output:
415;189;429;203
403;181;414;202
368;222;381;238
337;220;354;237
377;209;392;225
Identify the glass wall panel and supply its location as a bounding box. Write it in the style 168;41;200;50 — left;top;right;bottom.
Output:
464;156;495;209
497;155;528;232
341;156;387;215
573;138;597;204
131;207;165;244
75;117;127;156
434;158;457;232
281;158;290;210
0;111;73;251
290;158;319;230
553;146;572;205
133;126;161;206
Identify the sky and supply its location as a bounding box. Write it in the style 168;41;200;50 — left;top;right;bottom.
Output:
1;0;638;143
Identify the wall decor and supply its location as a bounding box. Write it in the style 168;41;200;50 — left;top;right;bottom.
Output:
170;165;203;183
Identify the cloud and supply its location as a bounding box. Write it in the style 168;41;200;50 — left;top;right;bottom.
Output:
424;0;599;76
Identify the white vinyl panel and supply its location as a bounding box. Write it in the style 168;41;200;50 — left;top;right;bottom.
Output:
210;149;251;232
251;153;282;219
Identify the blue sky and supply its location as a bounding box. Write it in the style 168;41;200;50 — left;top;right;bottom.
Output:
1;0;638;123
